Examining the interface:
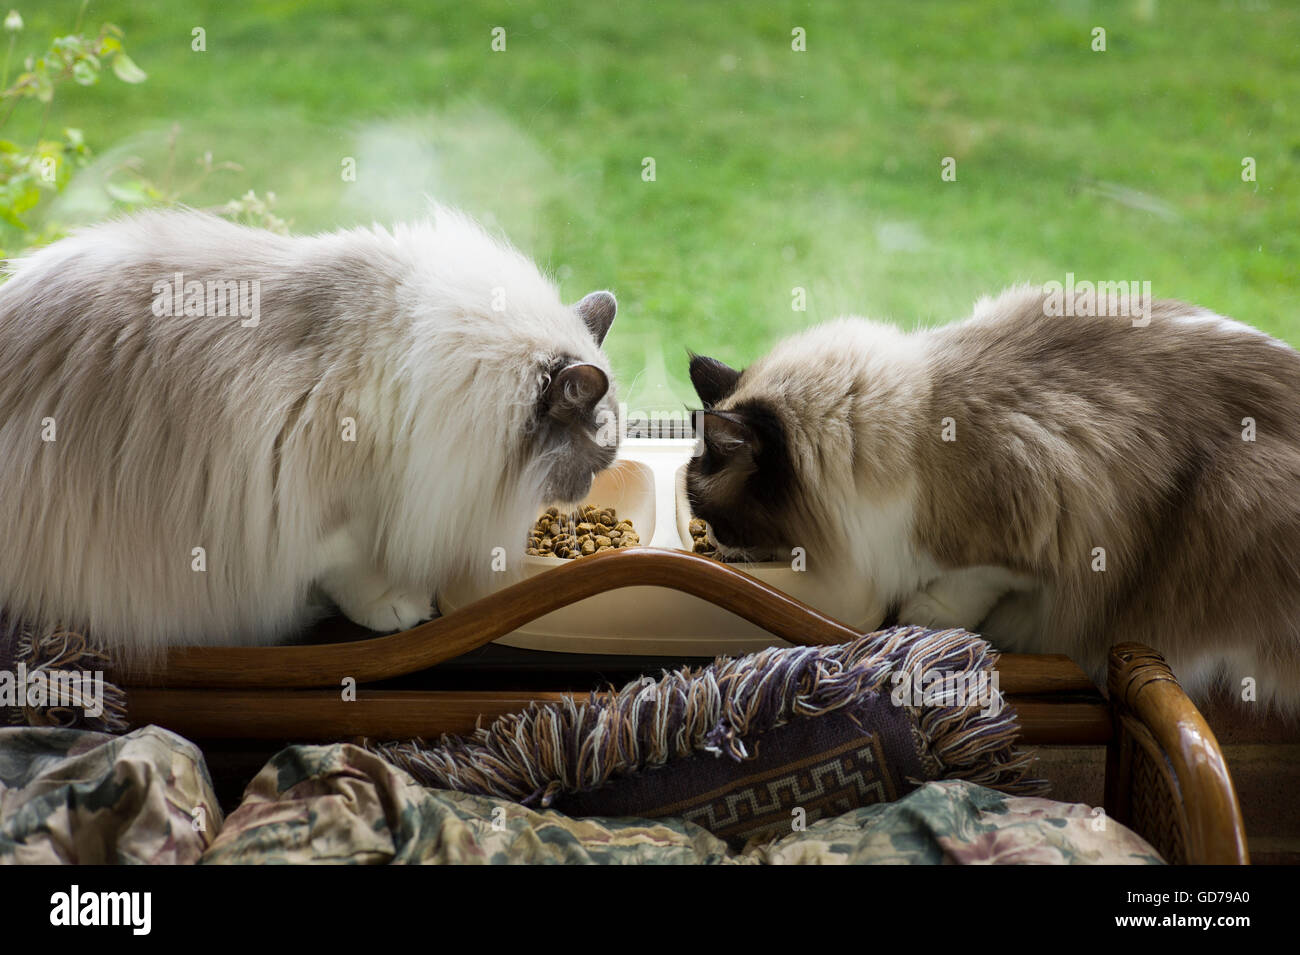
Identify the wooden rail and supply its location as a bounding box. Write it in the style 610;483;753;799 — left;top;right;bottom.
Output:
124;547;1101;694
125;688;1113;743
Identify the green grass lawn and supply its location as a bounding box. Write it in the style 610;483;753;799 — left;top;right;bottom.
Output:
11;0;1299;410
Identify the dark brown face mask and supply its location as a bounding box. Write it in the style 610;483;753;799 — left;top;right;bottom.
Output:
684;354;798;555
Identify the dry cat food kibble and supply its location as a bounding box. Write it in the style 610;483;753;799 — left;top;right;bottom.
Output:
688;517;726;561
528;504;640;559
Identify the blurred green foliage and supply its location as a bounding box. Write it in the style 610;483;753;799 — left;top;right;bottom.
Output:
0;5;146;252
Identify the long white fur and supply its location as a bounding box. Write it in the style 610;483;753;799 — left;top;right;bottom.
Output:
0;207;614;661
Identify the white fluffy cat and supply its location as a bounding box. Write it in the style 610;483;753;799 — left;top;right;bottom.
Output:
0;207;619;662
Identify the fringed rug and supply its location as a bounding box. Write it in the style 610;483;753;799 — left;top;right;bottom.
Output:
0;613;128;733
371;626;1048;848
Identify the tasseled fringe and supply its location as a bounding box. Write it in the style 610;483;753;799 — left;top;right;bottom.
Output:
5;621;129;733
370;626;1048;807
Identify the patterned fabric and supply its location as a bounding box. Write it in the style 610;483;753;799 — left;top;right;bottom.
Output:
0;614;128;733
372;627;1047;848
0;725;221;864
0;728;1162;864
754;779;1166;865
556;708;917;848
202;742;734;865
205;741;1163;865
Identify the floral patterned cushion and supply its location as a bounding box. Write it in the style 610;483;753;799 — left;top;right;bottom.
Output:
203;742;1164;865
0;729;1164;864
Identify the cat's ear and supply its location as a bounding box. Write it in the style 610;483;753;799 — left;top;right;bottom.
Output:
700;409;755;456
545;361;610;423
574;291;617;346
689;353;741;408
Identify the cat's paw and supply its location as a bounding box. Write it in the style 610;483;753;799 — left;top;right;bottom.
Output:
897;591;970;631
347;588;434;632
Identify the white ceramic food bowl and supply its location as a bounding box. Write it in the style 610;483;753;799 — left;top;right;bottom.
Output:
437;438;884;655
